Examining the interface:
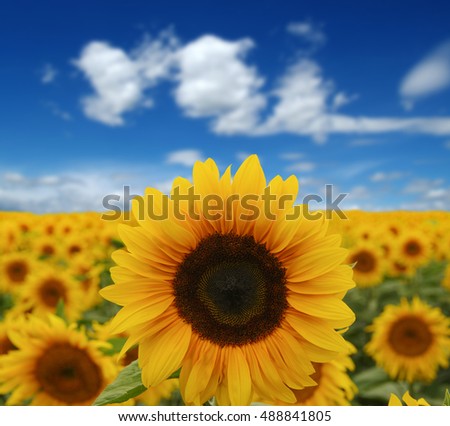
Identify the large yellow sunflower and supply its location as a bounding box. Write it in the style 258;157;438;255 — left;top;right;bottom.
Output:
365;297;450;383
100;155;355;406
0;314;118;405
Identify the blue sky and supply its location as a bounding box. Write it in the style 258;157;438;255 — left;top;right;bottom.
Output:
1;0;450;212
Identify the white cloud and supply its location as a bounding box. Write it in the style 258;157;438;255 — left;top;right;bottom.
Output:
3;172;26;183
73;31;178;126
174;35;266;134
72;30;450;140
257;59;331;141
257;57;450;140
348;138;380;147
279;152;304;160
41;63;58;84
235;151;252;162
285;161;316;172
400;178;450;210
425;188;448;199
286;20;326;48
370;171;404;182
166;149;204;167
331;91;357;110
403;178;445;194
0;165;180;213
400;40;450;107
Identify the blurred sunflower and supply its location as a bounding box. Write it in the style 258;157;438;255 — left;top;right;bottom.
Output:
0;314;118;405
396;230;431;269
386;257;417;279
388;391;430;406
365;297;450;383
269;342;357;406
30;235;62;259
138;379;179;406
62;235;89;260
0;252;36;294
347;243;385;288
100;155;355;406
69;256;104;309
0;316;19;355
37;216;57;236
0;220;21;253
16;265;86;322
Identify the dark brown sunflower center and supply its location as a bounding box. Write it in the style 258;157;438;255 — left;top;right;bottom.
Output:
0;336;16;355
6;261;28;283
36;344;103;404
68;245;82;255
173;232;287;347
388;315;433;356
352;250;376;273
404;240;421;256
42;244;55;255
394;261;407;273
39;279;67;308
293;362;322;403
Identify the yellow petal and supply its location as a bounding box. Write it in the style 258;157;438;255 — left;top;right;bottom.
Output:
288;293;355;328
286;310;348;352
226;347;253;405
287;264;354;295
388;394;402;406
140;321;192;387
183;341;219;405
287;247;348;282
108;294;174;334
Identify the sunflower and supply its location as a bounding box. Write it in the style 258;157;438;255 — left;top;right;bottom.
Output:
365;297;450;383
269;342;357;406
62;235;90;260
347;243;385;288
100;155;355;406
0;314;118;405
30;235;62;259
0;220;21;253
138;379;180;406
0;252;36;294
16;265;86;322
396;230;431;269
388;391;430;406
386;257;417;279
0;315;19;355
69;256;104;309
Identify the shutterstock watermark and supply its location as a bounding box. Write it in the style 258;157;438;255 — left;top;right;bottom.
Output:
101;185;348;221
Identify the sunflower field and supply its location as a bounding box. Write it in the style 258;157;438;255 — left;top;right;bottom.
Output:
0;157;449;407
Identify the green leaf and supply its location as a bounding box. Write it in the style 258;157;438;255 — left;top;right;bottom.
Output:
100;337;128;356
352;366;390;391
93;360;181;406
55;299;67;323
93;360;147;406
443;389;450;406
